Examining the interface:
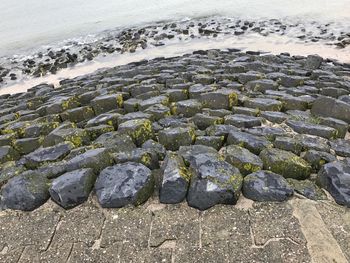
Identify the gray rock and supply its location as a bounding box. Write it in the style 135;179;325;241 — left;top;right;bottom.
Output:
94;132;136;152
317;159;350;207
113;148;159;169
172;99;202;117
0;146;20;164
178;145;218;166
244;98;283;111
160;153;190;204
224;114;261;128
158;127;195;151
91;93;123;115
95;162;154;208
43;128;90;148
1;172;50;211
187;154;243;210
220;145;263;176
330;139;350;157
227;131;273;155
243;170;293;201
22;142;73;169
49;168;96;209
142;139;166;161
311;96;350;123
287;178;326;200
260;148;312;180
195;136;224;150
118;118;154;146
200;88;238;110
286;120;337;139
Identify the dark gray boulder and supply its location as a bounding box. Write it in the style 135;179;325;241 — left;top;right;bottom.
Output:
0;146;20;164
158;127;195;151
95;162;154;208
287;178;326;200
243;170;293;201
227;131;273;155
317;159;350;207
178;145;218;166
22;142;73;169
94;132;136;152
49;168;96;209
330;139;350;157
160;153;191;204
311;96;350;123
66;148;113;174
1;172;50;211
187;154;243;210
118;118;154;146
142;139;166;161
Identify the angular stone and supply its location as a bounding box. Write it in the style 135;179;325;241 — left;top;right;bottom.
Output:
85;112;121;129
43;128;90;147
244;98;283;111
227;131;273;155
296;134;331;152
45;96;79;115
200;88;238;110
311;96;350;123
305;54;323;70
224;114;261;128
260;111;288;123
0;146;20;164
246;79;278;93
1;172;49;211
94;132;136;152
187;153;243;210
282;95;309;111
142;139;166;161
279;75;306;87
118;112;153;124
124;98;141;112
205;124;239;137
95;162;154;208
118;118;154;146
243;170;293;201
91;93;123;115
317;159;350;207
66;148;113;174
287;178;326;200
49;168;96;209
171;99;202;117
13;137;42;155
0;162;26;188
86;125;114;140
144;104;170;121
286;120;337;139
189;84;216;99
23;122;59;138
303;150;336;172
192;113;223;130
60;106;95;123
178;145;218;166
330;139;350;157
318;117;348;138
139;95;169;111
22;142;73;169
220;145;263;176
158;127;195;151
0;134;16;147
113;148;158;169
274;136;302;155
245;127;285;141
160;153;191;204
260;148;312;180
164;89;188;102
195;136;224;150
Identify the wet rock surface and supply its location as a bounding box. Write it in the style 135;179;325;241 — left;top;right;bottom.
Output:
0;48;350;213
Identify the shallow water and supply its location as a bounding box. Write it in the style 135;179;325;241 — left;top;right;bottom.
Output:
0;0;350;56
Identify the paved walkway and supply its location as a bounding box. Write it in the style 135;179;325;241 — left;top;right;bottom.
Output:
0;196;349;263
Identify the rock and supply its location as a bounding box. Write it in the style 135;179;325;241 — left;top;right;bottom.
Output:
86;125;114;140
245;79;278;93
305;55;323;70
43;128;90;147
158;127;195;151
227;131;273;155
66;148;113;174
330;139;350;157
317;159;350;207
205;124;239;137
287;178;326;200
142;139;166;161
1;172;50;211
0;146;20;164
144;104;171;121
13;137;42;155
0;162;26;188
318;117;348;138
178;145;218;166
22;142;73;169
274;136;302;155
95;162;154;208
113;148;158;169
200;88;238;109
192;113;223;130
243;170;293;201
159;153;191;204
245;127;285;141
195;136;224;150
244;98;283;111
311;96;350;123
286;120;337;139
60;106;95;123
260;111;288;124
224;114;261;128
49;168;96;209
118;118;154;146
139;95;169;111
91;94;123;115
45;96;79;115
303;150;336;171
186;154;243;210
260;148;312;180
171;99;202;117
296;134;331;152
94;132;136;152
0;134;16;147
220;145;263;176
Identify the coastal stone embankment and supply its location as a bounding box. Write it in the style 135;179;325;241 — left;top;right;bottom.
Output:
1;50;350;213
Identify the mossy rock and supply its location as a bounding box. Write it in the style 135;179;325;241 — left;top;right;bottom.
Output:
259;148;312;180
0;146;20;164
43;128;90;148
158;126;195;151
286;178;326;200
118;118;154;146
